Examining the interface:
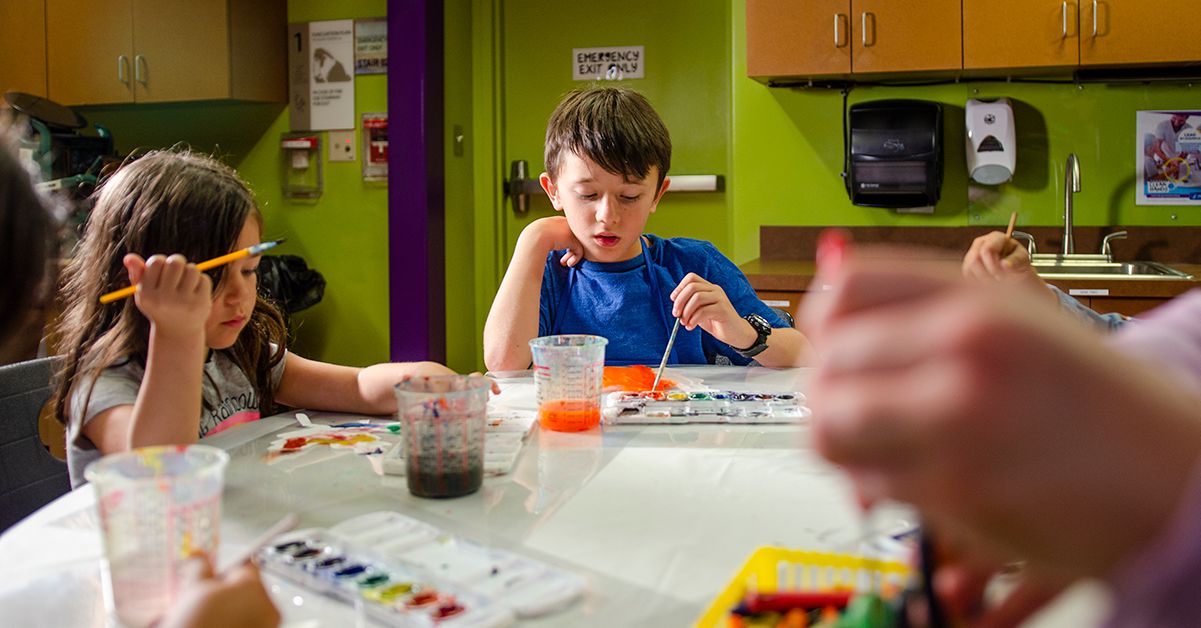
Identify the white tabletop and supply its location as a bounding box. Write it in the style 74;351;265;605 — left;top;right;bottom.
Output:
0;366;1105;627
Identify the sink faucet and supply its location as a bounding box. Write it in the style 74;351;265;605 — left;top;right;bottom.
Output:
1063;153;1081;256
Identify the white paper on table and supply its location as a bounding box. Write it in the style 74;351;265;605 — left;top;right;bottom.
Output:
522;444;861;603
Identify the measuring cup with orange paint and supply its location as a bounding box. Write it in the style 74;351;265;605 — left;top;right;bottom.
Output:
529;335;608;432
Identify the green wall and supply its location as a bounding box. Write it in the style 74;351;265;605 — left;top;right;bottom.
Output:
728;0;1201;262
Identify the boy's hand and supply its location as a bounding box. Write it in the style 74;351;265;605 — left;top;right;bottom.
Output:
670;273;757;349
124;253;213;339
526;216;584;267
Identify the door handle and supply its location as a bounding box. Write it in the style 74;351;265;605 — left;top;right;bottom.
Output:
1091;0;1098;37
833;14;847;48
1061;2;1068;38
118;55;130;84
134;54;147;84
505;160;541;215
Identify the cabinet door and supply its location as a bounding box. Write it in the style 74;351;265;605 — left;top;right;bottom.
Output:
964;0;1080;70
133;0;230;103
755;291;804;327
0;2;48;97
747;0;852;78
1082;0;1201;65
46;0;135;105
851;0;962;73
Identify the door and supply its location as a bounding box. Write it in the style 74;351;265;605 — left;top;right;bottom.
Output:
46;0;135;105
964;0;1080;70
1081;0;1201;66
132;0;230;103
746;0;852;78
851;0;961;74
493;0;733;270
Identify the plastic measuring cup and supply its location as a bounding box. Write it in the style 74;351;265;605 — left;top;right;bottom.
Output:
84;445;229;628
529;335;608;432
395;375;491;498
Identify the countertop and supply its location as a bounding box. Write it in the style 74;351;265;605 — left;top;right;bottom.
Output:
740;258;1201;299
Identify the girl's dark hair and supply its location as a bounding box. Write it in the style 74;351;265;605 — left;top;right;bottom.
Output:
543;86;672;188
0;132;54;344
51;150;287;430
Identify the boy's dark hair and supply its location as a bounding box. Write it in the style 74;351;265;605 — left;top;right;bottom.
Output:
544;86;672;189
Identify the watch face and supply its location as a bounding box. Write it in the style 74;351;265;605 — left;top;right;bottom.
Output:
746;313;771;335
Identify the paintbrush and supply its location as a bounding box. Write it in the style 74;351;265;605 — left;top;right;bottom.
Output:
651;318;680;392
99;239;286;304
1002;211;1018;252
217;512;298;575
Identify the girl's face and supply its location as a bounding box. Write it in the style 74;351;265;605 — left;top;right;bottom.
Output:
205;218;261;349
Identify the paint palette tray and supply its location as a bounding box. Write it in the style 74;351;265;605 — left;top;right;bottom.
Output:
603;390;811;425
257;511;585;627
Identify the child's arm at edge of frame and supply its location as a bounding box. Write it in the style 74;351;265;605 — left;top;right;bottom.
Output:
275;354;457;415
751;326;815;368
483;217;580;372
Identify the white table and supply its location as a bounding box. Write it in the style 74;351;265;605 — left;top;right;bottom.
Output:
0;366;1104;626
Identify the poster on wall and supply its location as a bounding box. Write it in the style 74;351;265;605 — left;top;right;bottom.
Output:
288;20;356;131
355;19;387;74
1137;110;1201;205
571;46;644;81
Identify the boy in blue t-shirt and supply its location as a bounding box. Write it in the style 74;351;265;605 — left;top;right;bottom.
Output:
483;86;813;370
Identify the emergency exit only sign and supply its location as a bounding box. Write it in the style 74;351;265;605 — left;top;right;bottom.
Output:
572;46;645;81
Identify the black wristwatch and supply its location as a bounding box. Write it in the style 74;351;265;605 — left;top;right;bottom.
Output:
734;313;772;358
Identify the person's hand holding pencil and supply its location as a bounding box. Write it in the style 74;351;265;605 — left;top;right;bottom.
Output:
100;240;284;304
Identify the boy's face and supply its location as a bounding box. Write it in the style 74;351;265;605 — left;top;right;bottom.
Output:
540;151;669;263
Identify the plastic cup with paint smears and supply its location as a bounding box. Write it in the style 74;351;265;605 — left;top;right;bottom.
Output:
84;445;229;628
395;375;491;498
529;335;608;432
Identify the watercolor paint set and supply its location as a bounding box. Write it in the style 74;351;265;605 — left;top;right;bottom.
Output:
257;511;585;627
603;390;811;425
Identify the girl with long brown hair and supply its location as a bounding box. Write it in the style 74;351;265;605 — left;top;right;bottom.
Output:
52;150;456;487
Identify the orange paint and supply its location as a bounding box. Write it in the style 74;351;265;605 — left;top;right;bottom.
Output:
539;399;601;432
603;365;676;392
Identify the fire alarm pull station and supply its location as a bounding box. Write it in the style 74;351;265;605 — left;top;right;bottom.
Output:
281;133;323;198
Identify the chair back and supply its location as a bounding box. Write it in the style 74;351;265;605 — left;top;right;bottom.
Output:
0;357;69;531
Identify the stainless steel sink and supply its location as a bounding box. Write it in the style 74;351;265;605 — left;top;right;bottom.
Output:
1033;259;1194;280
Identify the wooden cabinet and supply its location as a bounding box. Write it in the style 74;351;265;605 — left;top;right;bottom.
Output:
756;290;805;326
747;0;851;78
46;0;284;106
1081;0;1201;66
747;0;960;78
964;0;1081;70
0;2;49;97
851;0;961;74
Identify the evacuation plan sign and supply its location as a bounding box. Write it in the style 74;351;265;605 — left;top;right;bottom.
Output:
572;46;645;81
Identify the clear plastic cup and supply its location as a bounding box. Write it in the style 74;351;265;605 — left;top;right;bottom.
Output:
395;375;492;498
84;445;229;628
529;335;608;432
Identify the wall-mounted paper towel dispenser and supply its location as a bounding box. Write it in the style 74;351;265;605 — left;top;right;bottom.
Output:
845;99;943;209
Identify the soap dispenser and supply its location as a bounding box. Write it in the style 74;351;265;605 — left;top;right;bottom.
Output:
965;98;1016;185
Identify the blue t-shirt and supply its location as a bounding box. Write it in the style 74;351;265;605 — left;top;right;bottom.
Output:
538;234;788;366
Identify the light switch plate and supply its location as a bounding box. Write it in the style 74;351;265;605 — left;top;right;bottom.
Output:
328;130;356;162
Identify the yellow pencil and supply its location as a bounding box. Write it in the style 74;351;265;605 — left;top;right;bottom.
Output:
99;239;285;304
1004;211;1018;240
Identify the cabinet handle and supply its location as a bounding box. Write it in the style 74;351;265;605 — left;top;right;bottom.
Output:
860;12;875;47
135;54;147;84
1061;2;1068;38
1091;0;1098;37
117;55;129;84
833;13;846;48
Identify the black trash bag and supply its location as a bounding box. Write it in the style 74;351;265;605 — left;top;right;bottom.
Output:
256;254;325;314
